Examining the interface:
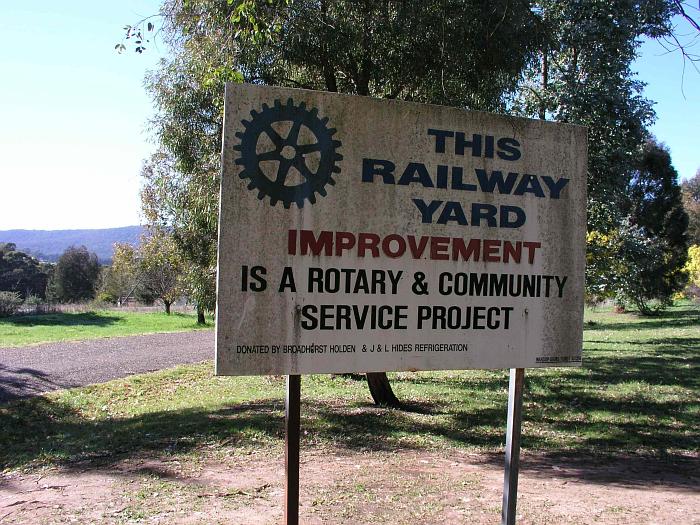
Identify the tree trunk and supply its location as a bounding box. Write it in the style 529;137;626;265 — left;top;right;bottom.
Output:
351;28;401;408
366;372;401;407
164;301;171;315
196;306;206;325
539;49;548;120
320;0;338;93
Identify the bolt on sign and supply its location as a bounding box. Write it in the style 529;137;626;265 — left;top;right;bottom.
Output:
216;84;587;376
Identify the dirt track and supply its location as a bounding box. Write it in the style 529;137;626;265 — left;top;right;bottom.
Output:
1;449;698;524
0;331;214;403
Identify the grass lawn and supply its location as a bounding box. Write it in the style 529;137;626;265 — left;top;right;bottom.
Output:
0;310;212;347
0;303;698;472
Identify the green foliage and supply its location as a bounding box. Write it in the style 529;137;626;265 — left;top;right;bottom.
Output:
140;0;549;322
140;44;227;319
686;245;700;286
0;310;210;347
682;169;700;246
511;0;679;232
96;290;116;304
511;3;693;308
23;294;43;307
613;220;677;314
141;153;217;318
172;0;542;104
102;232;185;313
0;291;23;318
588;215;686;315
138;230;185;314
0;243;49;299
47;246;100;303
99;243;140;305
622;139;689;301
585;230;619;303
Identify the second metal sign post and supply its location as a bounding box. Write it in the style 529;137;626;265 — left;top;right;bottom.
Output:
215;83;587;524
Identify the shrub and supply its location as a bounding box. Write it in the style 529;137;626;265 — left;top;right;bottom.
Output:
681;245;700;300
684;245;700;287
0;291;23;317
23;294;43;307
587;221;688;315
48;246;100;303
96;291;118;304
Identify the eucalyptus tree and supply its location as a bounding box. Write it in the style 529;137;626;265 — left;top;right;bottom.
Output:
622;139;688;308
137;0;544;406
134;0;697;394
511;1;696;309
511;1;684;226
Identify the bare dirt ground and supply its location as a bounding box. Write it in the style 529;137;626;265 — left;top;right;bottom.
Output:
1;448;697;524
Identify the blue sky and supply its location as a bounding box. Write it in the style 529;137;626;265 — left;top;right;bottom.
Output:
0;2;698;230
634;16;700;184
0;1;162;230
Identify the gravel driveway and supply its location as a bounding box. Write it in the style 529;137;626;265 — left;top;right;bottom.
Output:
0;330;214;403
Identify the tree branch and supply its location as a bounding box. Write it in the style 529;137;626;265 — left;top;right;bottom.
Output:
673;0;700;32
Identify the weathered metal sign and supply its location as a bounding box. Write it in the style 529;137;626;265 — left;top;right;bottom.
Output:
216;83;587;376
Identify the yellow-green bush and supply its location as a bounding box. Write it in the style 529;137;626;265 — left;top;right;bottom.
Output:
681;245;700;298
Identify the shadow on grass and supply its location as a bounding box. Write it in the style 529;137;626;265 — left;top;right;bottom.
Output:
0;306;697;491
1;389;697;491
399;373;509;393
3;312;121;328
0;364;70;403
584;316;700;332
1;352;697;456
586;337;700;349
583;305;700;332
583;341;699;390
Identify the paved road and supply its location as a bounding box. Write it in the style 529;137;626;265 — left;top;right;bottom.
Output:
0;330;214;403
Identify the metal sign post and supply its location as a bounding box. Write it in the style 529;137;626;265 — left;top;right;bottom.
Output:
501;368;525;525
215;83;587;524
285;375;301;525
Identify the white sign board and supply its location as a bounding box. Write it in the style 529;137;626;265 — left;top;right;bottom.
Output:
216;84;587;376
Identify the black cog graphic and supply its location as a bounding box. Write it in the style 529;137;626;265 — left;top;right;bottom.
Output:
234;98;343;208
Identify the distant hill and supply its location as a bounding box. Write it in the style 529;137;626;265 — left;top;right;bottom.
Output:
0;226;144;263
